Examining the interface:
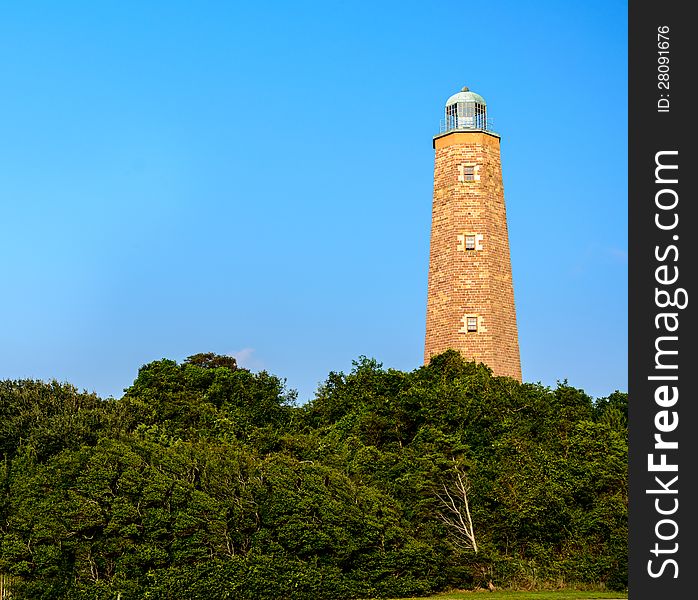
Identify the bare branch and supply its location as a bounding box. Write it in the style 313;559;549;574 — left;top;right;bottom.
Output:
435;466;478;552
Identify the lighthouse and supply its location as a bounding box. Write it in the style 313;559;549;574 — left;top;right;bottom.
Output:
424;87;521;380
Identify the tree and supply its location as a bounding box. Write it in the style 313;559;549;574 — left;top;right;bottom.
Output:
0;351;628;597
436;462;478;552
184;353;238;371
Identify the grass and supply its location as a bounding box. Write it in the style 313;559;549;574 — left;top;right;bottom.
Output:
391;591;628;600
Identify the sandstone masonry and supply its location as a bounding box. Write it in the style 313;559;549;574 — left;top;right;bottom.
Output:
424;127;522;381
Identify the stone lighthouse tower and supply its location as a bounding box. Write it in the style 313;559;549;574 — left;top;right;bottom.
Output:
424;86;521;380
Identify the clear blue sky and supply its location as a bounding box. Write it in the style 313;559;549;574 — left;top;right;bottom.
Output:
1;1;627;402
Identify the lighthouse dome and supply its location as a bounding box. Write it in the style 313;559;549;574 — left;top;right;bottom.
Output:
445;87;486;106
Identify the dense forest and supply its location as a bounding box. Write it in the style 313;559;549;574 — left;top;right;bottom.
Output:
0;352;627;599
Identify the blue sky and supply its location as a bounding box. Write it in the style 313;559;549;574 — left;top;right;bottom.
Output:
1;1;627;401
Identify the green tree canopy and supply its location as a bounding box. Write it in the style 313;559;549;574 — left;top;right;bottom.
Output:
0;351;627;598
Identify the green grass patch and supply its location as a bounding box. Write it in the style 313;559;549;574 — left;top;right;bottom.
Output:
392;591;628;600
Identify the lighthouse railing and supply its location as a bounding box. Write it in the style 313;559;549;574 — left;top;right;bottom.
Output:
439;116;495;133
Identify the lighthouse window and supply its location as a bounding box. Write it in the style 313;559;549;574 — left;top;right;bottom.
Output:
458;164;479;183
446;104;458;129
466;317;478;332
465;235;476;250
